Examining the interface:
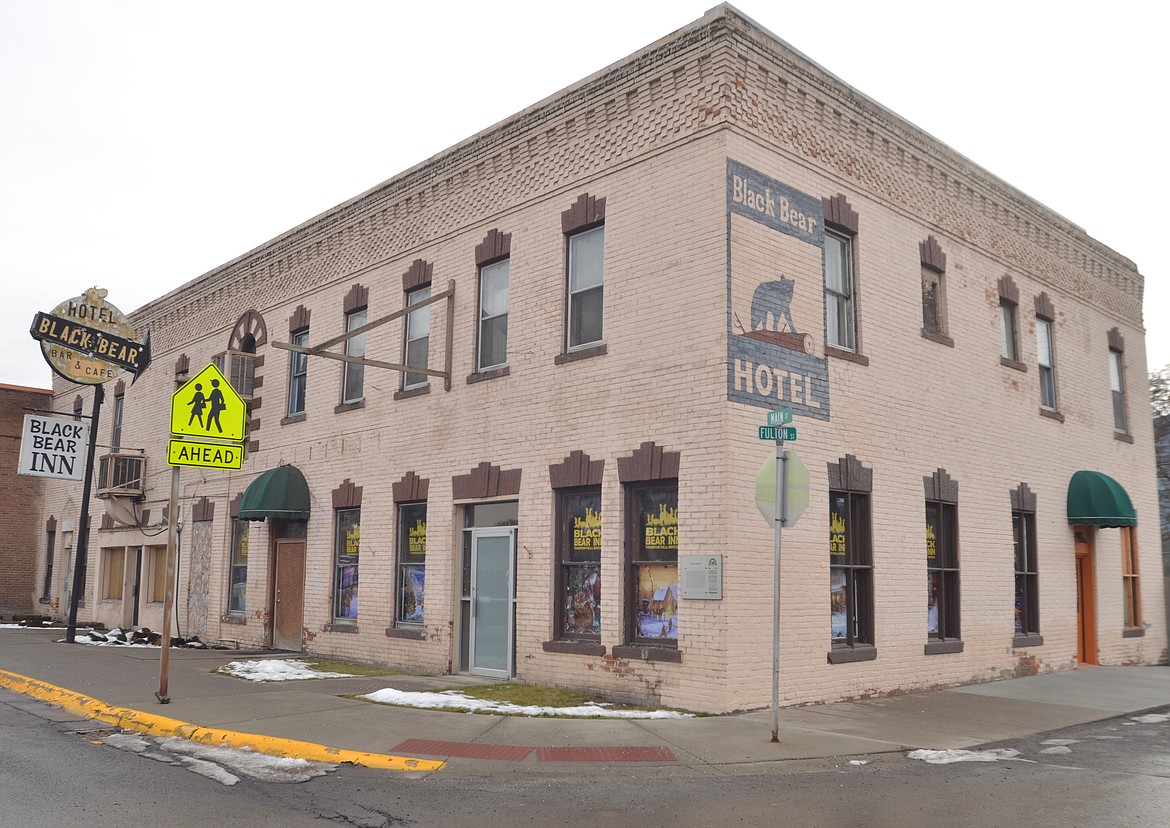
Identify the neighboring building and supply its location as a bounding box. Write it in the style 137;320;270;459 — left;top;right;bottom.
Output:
34;6;1166;711
1;383;53;619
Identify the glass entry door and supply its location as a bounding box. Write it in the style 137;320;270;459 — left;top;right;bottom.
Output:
469;528;515;678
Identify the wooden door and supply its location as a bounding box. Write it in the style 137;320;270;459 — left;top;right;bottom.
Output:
273;540;305;651
1075;527;1097;665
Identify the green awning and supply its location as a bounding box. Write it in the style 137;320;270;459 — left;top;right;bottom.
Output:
238;465;310;521
1066;470;1136;528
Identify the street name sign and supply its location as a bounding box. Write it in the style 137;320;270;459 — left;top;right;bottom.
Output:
767;408;793;426
758;425;797;441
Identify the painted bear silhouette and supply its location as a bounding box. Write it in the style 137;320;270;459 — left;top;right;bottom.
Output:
750;276;797;333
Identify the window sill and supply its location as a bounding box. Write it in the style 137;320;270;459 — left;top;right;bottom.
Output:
334;399;365;414
221;614;247;626
386;626;426;641
555;343;607;365
324;623;358;634
1012;633;1044;648
542;640;605;656
1039;407;1065;423
612;644;681;663
467;366;510;384
1122;627;1145;638
394;385;430;401
1000;356;1027;372
1113;431;1134;444
281;412;306;426
825;345;869;366
827;644;877;664
920;329;954;348
924;639;964;655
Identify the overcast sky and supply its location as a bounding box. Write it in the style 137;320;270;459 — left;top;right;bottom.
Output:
2;0;1165;393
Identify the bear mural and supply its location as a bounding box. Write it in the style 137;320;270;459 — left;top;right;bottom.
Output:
751;276;796;334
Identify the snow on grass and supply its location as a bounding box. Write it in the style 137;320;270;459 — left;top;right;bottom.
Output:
361;687;694;719
907;748;1028;764
217;658;357;682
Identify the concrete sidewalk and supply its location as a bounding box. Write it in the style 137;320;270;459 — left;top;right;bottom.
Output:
3;627;1169;776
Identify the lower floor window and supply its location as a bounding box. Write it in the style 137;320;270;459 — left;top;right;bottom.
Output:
149;546;167;604
628;484;678;643
103;548;125;601
228;520;248;613
1121;526;1142;628
397;502;427;624
334;508;360;620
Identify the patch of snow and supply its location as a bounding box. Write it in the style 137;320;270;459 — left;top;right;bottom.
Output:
907;748;1026;765
100;732;336;786
361;687;694;719
1040;745;1072;755
1130;713;1170;724
217;658;357;682
849;760;869;765
1040;739;1081;746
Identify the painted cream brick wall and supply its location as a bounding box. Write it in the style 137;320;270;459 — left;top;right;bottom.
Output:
36;6;1164;712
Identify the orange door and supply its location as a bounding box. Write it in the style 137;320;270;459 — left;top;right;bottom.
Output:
272;540;305;651
1074;527;1097;665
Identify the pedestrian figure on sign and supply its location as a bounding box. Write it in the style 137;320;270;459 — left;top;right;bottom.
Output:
187;383;207;427
206;379;226;433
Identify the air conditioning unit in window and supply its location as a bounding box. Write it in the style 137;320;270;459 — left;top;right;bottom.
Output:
95;452;146;500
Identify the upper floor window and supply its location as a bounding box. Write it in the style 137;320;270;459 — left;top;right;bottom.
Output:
998;275;1021;365
343;307;367;404
110;383;125;449
919;236;950;344
1035;293;1058;412
341;283;368;405
822;194;860;354
562;194;606;353
1108;328;1128;434
478;260;509;371
404;286;431;389
288;329;309;415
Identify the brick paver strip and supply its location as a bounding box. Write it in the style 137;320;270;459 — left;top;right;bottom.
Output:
392;739;534;761
535;746;676;762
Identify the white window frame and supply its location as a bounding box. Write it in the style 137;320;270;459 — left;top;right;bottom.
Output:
567;226;604;350
1036;317;1057;410
999;300;1019;361
477;259;509;372
1109;349;1128;433
403;286;431;390
824;230;856;351
342;307;367;404
288;329;309;415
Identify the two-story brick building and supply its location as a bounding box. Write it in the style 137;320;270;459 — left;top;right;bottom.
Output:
34;5;1165;712
1;383;53;619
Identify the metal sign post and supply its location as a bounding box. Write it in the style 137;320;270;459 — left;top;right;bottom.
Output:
771;435;787;743
65;384;102;644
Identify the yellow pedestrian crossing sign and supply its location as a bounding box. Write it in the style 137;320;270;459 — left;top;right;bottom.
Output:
170;363;247;442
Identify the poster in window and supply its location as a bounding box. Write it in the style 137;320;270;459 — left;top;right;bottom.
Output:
337;564;358;619
927;572;940;635
925;522;937;561
567;492;602;561
563;564;601;635
640;490;678;561
830;569;848;640
1014;578;1024;634
829;496;847;560
337;509;360;562
635;563;678;640
401;503;427;559
400;565;425;624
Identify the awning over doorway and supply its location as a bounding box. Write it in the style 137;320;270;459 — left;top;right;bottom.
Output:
1066;470;1136;528
238;465;310;521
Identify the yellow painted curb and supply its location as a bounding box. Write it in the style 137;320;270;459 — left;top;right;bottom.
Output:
0;668;443;772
